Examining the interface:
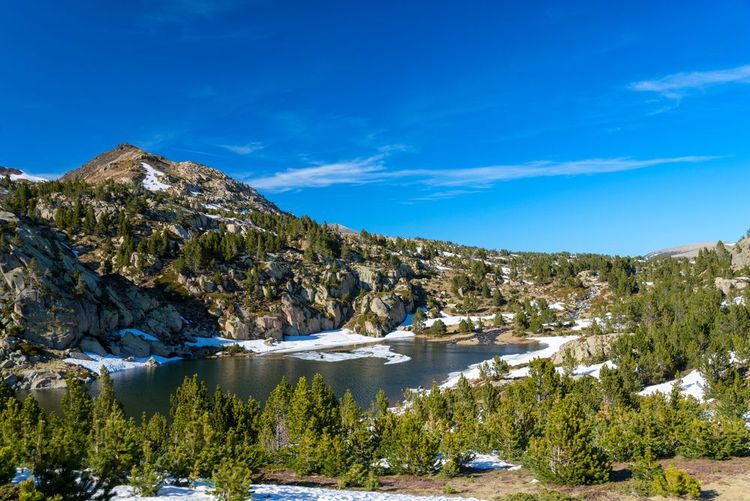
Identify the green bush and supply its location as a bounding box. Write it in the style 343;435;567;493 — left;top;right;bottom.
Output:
523;396;610;486
17;479;49;501
652;465;701;499
337;463;369;488
212;458;252;501
0;484;19;501
430;319;447;337
0;447;14;485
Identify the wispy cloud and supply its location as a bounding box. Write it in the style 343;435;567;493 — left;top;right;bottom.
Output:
248;155;387;191
410;189;480;202
630;64;750;98
248;155;716;195
219;142;264;155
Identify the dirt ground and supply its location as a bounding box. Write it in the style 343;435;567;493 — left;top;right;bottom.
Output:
417;327;537;347
258;457;750;500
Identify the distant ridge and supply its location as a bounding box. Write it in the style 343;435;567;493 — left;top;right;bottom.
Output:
0;166;47;182
646;241;735;259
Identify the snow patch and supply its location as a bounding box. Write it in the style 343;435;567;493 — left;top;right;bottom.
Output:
423;311;499;328
639;369;706;401
188;328;414;356
561;360;617;379
288;344;410;365
64;353;182;374
141;162;170;192
466;453;521;471
12;468;33;485
112;481;486;500
9;171;47;182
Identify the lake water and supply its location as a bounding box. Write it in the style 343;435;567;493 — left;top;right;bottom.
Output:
27;338;541;417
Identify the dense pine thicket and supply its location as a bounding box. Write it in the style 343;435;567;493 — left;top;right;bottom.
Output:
0;359;742;499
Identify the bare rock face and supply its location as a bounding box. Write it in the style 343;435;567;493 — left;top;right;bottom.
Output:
0;215;186;350
349;282;414;337
280;293;323;335
119;332;151;358
222;312;283;341
167;224;190;240
714;277;750;296
551;333;622;365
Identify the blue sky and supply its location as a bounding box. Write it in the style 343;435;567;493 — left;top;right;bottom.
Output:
2;1;750;255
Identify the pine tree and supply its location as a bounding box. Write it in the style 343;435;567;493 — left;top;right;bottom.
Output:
88;403;140;488
260;377;292;453
309;373;339;436
129;441;162;496
287;376;312;445
167;376;210;480
212;457;252;501
430;319;447;337
382;411;439;475
0;446;14;484
412;309;426;334
17;479;47;501
339;389;362;439
523;396;611;485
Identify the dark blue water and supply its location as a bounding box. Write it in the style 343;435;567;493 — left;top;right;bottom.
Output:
28;338;541;417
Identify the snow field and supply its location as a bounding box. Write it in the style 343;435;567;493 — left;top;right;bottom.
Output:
141;162;170;192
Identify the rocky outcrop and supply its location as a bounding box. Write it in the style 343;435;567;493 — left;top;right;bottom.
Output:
551;333;622;365
714;277;750;296
79;336;107;356
27;370;67;390
167;224;190;240
0;214;186;350
348;282;415;337
222;312;283;341
280;293;325;335
354;263;412;292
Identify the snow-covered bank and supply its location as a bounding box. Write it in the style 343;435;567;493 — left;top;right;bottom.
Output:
440;335;578;388
289;344;411;365
112;482;486;501
422;312;513;328
188;328;414;356
640;369;706;401
64;353;183;374
64;328;415;375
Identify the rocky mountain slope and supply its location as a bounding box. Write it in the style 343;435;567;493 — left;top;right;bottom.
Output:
61;143;280;214
0;144;623;387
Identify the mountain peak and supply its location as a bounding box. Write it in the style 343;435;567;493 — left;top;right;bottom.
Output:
60;144;281;214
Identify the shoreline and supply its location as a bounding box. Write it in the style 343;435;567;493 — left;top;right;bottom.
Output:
439;334;578;388
55;316;576;394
